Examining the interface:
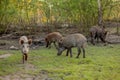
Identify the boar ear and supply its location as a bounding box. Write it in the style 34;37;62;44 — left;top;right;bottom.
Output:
59;38;63;43
28;39;32;45
19;40;24;45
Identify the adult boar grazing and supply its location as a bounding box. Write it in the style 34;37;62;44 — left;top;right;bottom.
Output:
89;26;107;45
19;36;32;64
45;32;62;48
57;33;87;58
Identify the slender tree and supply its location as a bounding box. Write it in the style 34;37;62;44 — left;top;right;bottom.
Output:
97;0;103;27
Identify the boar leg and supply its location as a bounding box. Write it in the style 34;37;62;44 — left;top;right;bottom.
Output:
66;49;70;56
53;42;58;49
48;42;52;48
90;32;95;45
46;41;51;48
95;35;99;43
97;37;99;43
24;53;28;61
100;36;106;43
76;48;81;58
91;38;95;45
69;48;72;57
82;48;85;58
46;41;49;47
22;55;25;64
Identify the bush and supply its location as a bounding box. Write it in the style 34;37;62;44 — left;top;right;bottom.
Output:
0;24;6;35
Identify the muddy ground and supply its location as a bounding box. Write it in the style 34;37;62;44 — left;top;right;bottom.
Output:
0;27;120;50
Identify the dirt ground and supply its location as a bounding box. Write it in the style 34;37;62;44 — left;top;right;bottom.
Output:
0;29;120;50
0;63;50;80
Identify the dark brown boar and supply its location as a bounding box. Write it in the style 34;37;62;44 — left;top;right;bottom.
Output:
45;32;62;48
57;33;87;58
89;26;107;45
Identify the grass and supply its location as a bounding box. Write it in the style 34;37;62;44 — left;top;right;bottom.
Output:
0;44;120;80
0;50;21;76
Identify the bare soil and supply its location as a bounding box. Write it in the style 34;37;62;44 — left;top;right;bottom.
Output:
0;63;51;80
0;54;11;59
0;30;120;50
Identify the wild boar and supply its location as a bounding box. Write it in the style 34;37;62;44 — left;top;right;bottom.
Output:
57;33;87;58
19;36;32;64
45;32;62;48
89;26;107;45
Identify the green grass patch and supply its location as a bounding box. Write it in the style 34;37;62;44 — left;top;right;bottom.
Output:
0;51;8;55
0;44;120;80
0;50;21;76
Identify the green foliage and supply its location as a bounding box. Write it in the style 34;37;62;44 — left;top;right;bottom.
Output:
0;0;119;34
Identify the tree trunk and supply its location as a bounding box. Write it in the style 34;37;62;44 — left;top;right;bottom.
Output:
98;0;103;27
117;23;119;35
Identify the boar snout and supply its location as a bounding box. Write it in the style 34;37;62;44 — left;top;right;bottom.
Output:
57;50;62;56
57;47;65;56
